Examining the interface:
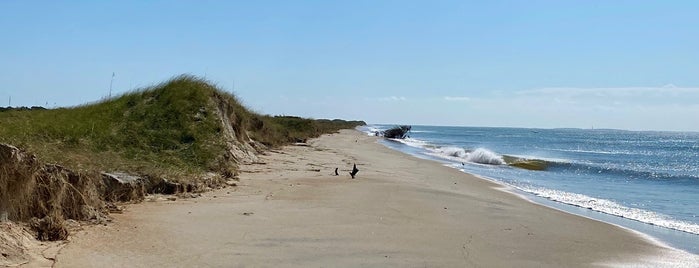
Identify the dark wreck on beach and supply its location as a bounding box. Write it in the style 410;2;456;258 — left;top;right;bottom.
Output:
377;125;411;139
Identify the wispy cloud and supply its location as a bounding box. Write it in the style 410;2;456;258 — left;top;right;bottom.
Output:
369;96;407;102
272;85;699;131
512;86;699;106
517;86;699;98
443;96;471;102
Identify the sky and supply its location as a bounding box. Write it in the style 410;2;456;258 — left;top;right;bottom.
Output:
1;1;698;131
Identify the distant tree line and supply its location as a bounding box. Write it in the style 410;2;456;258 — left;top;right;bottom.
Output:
0;106;47;112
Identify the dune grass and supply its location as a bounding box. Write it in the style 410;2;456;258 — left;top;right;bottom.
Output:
0;75;364;181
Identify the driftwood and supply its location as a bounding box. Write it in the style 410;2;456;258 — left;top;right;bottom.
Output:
349;164;359;179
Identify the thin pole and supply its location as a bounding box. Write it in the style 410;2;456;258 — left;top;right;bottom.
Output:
109;72;115;98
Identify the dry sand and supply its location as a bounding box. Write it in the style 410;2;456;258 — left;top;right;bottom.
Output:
53;130;693;267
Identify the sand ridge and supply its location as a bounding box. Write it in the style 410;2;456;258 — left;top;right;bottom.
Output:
53;130;688;267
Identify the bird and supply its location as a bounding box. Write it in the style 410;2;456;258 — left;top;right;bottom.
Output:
334;168;339;176
349;164;359;179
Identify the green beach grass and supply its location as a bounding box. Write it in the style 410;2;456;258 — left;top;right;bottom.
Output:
0;75;364;181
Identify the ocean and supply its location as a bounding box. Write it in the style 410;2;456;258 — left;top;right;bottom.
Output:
360;125;699;254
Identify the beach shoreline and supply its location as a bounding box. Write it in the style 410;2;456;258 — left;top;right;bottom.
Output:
54;129;695;267
372;134;699;265
372;125;699;255
469;173;688;256
429;167;683;254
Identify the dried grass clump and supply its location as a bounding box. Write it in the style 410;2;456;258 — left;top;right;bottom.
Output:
0;144;39;222
1;144;105;241
33;165;104;222
29;212;68;241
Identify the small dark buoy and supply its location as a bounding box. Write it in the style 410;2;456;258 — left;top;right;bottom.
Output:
349;164;359;179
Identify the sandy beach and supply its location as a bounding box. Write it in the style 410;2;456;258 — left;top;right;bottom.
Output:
53;130;690;267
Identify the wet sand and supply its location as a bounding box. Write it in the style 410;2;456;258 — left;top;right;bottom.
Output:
54;130;689;267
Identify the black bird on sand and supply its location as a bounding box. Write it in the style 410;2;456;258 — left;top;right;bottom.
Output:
334;168;339;176
349;164;359;179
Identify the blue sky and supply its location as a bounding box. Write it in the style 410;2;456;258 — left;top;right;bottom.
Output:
2;1;698;131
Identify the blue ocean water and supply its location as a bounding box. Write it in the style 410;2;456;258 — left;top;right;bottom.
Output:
361;125;699;254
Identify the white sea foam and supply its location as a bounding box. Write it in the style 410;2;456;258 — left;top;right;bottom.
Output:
389;137;507;166
363;126;384;136
518;186;699;235
383;135;506;167
437;146;468;158
466;148;505;165
385;138;421;148
426;147;505;166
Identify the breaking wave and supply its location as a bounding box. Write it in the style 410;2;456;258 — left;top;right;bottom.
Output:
426;147;505;165
518;186;699;235
465;148;505;165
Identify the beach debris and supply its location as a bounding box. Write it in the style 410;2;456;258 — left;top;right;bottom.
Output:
242;212;254;216
105;203;124;214
177;193;201;199
101;172;147;202
334;168;339;176
349;164;359;179
379;125;411;139
148;177;184;195
29;215;68;241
